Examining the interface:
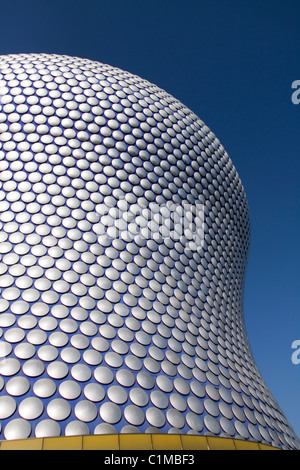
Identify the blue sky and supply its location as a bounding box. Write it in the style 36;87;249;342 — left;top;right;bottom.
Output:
0;0;299;437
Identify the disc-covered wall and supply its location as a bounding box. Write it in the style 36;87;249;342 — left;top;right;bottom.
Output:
0;54;298;449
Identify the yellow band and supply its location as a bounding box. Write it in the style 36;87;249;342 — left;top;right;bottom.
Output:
0;434;279;450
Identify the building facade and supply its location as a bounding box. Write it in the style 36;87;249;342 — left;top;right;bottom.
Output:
0;53;298;449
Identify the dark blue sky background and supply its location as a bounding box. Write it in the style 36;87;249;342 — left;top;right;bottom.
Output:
0;0;299;436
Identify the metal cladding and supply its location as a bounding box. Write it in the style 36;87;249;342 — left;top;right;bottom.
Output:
0;53;298;449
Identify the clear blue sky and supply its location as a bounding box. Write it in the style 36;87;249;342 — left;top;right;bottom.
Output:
0;0;299;437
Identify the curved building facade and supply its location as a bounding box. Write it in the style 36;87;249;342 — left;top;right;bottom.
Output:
0;53;298;449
